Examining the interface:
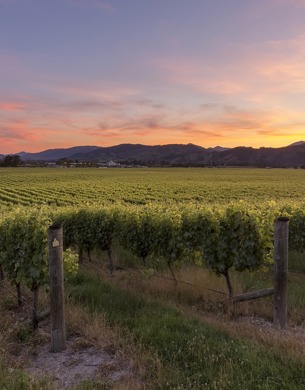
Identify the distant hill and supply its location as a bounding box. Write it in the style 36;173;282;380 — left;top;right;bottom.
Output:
289;141;305;147
206;146;230;153
16;143;211;165
18;146;100;161
210;143;305;167
4;142;305;167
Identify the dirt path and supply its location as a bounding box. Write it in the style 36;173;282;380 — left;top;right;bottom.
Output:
25;335;132;389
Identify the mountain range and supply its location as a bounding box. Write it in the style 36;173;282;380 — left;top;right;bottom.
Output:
3;141;305;167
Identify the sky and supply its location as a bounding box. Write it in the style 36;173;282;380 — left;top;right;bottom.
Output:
1;0;305;153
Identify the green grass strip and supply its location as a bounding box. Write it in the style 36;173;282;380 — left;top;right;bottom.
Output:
0;360;53;390
68;272;305;389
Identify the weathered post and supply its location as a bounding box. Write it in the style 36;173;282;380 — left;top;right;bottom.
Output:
48;223;66;352
273;217;289;329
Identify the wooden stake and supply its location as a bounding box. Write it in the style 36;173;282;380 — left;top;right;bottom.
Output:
273;217;289;329
231;288;274;304
48;223;66;352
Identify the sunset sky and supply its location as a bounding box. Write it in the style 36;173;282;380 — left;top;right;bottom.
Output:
1;0;305;153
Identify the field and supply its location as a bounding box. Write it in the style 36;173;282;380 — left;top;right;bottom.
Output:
1;167;305;207
1;167;305;389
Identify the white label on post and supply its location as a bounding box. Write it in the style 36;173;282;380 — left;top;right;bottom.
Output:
52;238;60;248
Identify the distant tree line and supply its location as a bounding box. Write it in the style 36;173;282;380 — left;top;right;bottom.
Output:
0;155;23;167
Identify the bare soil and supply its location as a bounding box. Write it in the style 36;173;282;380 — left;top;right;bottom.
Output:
0;284;140;390
24;333;133;389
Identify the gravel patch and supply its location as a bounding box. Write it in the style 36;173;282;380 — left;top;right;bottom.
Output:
25;337;132;389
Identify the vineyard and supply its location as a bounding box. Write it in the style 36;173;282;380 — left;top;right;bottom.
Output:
1;167;305;313
1;167;305;207
1;167;305;388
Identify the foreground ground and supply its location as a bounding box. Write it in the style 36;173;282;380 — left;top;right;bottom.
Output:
1;256;305;389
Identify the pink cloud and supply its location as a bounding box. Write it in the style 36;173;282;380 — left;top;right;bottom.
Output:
83;128;122;139
57;101;305;149
0;119;76;153
0;101;26;111
155;57;246;96
272;0;305;7
1;73;305;153
63;99;124;113
254;36;305;88
155;31;305;104
0;120;48;141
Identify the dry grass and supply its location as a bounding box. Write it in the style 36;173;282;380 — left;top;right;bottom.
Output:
65;303;163;389
1;254;305;388
83;257;305;363
0;280;161;389
93;260;273;317
67;267;305;389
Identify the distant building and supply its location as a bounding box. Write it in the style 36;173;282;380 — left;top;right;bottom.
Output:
107;160;120;167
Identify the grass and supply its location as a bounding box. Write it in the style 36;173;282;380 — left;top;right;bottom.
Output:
0;280;151;389
0;361;53;390
289;251;305;274
1;248;305;389
67;270;305;389
92;245;305;324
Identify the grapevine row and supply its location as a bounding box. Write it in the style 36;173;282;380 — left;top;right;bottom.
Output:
1;203;305;324
3;168;305;208
0;208;78;327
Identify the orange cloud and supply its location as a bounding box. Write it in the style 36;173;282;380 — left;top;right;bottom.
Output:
0;119;77;153
0;120;41;140
1;70;305;153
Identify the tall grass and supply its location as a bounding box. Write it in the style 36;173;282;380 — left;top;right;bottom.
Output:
89;246;305;324
67;271;305;389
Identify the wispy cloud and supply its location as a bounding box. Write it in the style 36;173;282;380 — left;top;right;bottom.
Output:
3;120;60;138
271;0;305;7
135;99;166;110
83;128;122;139
0;101;26;111
48;81;139;101
1;52;305;153
155;31;305;104
155;58;246;95
0;121;42;145
62;99;124;113
252;35;305;95
0;118;92;152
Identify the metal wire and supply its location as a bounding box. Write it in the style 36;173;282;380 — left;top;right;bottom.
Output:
102;262;229;296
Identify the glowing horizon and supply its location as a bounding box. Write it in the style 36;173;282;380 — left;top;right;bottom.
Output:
1;0;305;154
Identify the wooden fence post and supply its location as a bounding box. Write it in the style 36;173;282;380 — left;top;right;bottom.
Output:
273;217;289;329
48;223;66;352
